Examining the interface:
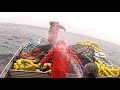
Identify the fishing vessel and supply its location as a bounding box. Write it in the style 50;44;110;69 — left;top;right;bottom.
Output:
0;44;79;78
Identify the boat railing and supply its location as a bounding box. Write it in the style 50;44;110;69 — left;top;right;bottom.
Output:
0;45;23;78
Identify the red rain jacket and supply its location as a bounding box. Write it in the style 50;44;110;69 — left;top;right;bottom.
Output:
48;22;66;44
40;45;82;72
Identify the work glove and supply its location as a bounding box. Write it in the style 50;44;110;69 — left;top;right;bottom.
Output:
80;65;85;71
39;64;43;71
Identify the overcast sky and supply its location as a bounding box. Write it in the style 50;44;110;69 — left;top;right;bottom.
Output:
0;12;120;45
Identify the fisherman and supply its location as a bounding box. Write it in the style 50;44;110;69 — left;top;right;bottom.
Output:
39;40;83;78
48;21;66;46
83;63;98;78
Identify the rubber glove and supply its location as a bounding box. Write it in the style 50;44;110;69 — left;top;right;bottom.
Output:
39;64;43;71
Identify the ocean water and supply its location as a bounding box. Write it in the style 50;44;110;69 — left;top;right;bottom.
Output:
0;22;120;73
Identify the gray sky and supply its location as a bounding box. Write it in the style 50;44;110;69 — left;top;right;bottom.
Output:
0;12;120;45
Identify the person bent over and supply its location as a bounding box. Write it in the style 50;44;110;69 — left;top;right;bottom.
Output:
40;40;83;78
